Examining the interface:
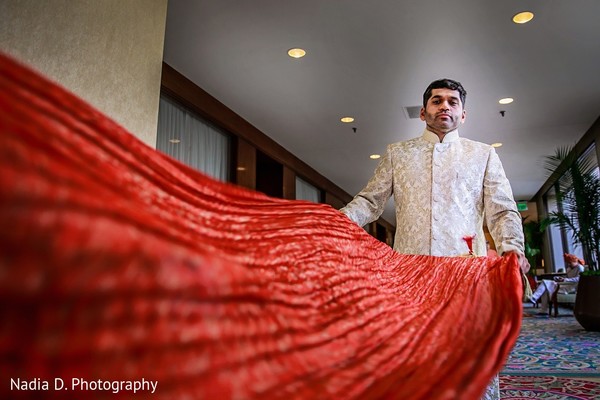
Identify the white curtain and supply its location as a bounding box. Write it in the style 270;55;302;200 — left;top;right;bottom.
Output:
296;177;320;203
157;96;229;181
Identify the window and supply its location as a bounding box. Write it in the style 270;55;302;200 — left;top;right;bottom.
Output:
544;143;599;270
157;96;230;181
295;177;321;203
545;186;566;270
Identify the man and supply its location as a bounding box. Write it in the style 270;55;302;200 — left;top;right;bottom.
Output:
340;78;528;400
341;78;528;271
529;253;585;314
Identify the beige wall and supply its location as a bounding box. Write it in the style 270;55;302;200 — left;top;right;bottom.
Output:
0;0;168;148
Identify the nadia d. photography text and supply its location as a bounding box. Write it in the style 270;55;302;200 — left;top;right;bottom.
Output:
10;377;158;394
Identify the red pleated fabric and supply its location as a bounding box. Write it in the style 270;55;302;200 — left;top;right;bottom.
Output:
0;53;522;400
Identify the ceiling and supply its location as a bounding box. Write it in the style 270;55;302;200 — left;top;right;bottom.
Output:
163;0;600;224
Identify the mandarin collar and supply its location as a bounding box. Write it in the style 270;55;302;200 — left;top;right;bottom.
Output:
422;129;460;144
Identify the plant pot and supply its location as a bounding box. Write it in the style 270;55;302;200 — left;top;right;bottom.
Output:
574;275;600;331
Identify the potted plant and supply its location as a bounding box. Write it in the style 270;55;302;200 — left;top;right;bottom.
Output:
522;217;550;274
544;146;600;331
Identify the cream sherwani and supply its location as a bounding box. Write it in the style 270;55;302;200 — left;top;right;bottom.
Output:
341;129;524;257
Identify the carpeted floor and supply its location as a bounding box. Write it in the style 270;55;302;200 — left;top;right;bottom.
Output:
500;375;600;399
503;306;600;376
499;305;600;399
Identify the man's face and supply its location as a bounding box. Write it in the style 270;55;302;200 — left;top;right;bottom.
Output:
420;88;466;135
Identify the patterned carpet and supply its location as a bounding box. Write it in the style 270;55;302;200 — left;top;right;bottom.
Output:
500;375;600;399
498;308;600;398
502;311;600;376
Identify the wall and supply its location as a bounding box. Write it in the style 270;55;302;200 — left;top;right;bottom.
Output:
0;0;168;147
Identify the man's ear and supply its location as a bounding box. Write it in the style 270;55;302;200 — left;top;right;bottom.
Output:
461;109;467;124
419;107;425;121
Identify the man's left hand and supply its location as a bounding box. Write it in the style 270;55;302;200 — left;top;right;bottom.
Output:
505;251;530;274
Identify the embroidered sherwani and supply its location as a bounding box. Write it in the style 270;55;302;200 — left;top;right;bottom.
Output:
341;129;524;400
341;129;524;257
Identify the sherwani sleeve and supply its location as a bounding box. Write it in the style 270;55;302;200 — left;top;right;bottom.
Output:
340;145;393;227
483;147;525;255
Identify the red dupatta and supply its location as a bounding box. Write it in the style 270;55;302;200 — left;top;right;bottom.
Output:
0;53;522;400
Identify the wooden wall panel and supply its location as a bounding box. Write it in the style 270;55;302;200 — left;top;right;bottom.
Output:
283;166;296;200
236;138;256;190
256;150;283;198
325;192;346;210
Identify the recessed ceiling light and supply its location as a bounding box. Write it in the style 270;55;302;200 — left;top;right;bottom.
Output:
499;98;514;104
169;138;181;144
236;167;246;171
512;11;534;24
287;48;306;58
340;116;354;123
370;154;381;159
491;143;503;148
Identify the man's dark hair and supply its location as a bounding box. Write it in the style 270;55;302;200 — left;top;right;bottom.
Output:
422;79;467;108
